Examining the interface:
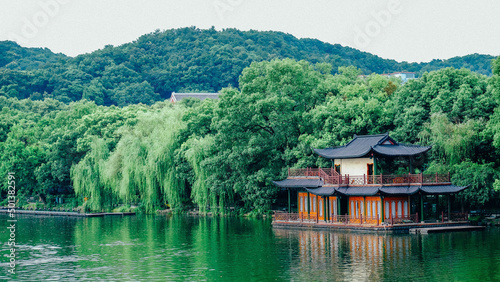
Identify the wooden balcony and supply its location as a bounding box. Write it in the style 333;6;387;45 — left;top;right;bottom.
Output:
288;168;451;186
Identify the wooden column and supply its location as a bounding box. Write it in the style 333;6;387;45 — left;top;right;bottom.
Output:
363;196;366;219
447;194;451;222
324;196;328;222
288;189;291;213
420;193;424;222
347;197;350;220
336;196;340;217
381;196;385;223
307;192;310;215
297;191;300;215
435;195;439;220
323;196;330;221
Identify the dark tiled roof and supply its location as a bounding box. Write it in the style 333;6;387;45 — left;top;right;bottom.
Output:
273;181;468;196
305;186;336;196
272;178;323;188
420;185;468;194
315;134;388;159
314;133;431;159
379;186;420;195
336;186;380;196
170;92;219;102
372;144;431;157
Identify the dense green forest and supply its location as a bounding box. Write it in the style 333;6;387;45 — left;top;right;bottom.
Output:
0;27;496;107
1;54;500;214
0;40;67;70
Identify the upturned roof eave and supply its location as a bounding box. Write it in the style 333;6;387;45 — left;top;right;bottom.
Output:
314;145;432;159
313;147;373;159
282;184;469;196
371;145;432;157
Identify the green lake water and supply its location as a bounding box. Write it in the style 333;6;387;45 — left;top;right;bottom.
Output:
1;214;499;281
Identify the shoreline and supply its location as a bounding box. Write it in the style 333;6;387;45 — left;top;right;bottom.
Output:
0;208;135;217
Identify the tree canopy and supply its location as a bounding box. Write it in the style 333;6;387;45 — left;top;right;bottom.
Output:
1;50;500;213
0;27;496;107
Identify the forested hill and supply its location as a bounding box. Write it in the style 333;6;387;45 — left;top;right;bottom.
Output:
0;27;496;106
0;41;67;70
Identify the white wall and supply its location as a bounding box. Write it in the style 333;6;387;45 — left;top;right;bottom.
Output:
334;158;373;176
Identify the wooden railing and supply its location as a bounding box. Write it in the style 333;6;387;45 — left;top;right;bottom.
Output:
288;168;450;185
447;212;469;222
362;215;382;225
330;214;350;224
389;214;419;224
288;167;339;179
334;214;384;225
273;212;318;223
451;212;469;221
274;212;471;226
273;212;301;222
274;212;426;225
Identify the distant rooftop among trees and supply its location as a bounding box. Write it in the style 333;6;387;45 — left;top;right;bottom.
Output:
170;92;219;103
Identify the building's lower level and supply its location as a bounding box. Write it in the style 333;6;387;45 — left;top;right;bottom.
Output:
297;192;413;225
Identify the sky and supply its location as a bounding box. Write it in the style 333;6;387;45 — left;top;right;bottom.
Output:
1;0;499;63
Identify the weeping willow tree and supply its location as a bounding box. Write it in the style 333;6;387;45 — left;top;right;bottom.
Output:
98;106;188;213
182;135;219;214
146;108;186;211
102;132;144;204
71;137;116;211
419;113;482;166
418;112;500;206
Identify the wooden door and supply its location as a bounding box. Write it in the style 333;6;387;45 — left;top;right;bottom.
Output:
366;196;381;224
349;197;364;223
318;197;324;221
309;194;317;219
298;192;308;217
384;196;410;220
329;196;337;217
367;163;374;184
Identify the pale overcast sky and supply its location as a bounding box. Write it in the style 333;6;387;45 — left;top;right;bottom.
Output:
1;0;499;63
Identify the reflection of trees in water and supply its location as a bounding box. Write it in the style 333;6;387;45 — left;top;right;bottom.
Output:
73;216;284;280
274;229;413;281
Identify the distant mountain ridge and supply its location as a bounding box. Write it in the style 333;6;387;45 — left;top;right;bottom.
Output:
0;41;67;70
0;27;496;106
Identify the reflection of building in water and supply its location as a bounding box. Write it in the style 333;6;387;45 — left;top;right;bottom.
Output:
274;229;412;280
347;233;410;270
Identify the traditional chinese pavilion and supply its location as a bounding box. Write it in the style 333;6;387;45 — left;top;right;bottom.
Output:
273;133;468;226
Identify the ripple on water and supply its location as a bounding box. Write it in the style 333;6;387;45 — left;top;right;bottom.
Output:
99;241;135;247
